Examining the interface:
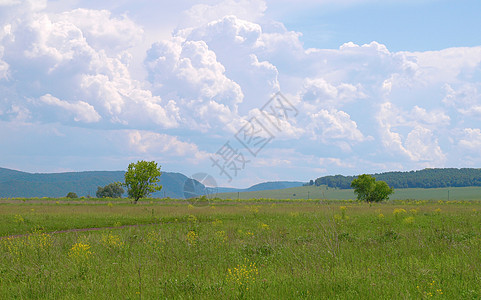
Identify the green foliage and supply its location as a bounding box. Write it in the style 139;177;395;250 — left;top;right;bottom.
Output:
96;182;124;198
124;160;162;203
314;168;481;189
66;192;78;199
351;174;394;202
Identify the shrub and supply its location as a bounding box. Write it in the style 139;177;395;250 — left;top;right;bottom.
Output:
66;192;78;199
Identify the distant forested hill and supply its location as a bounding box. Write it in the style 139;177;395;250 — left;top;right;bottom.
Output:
0;167;305;199
310;168;481;189
0;167;190;198
245;181;304;192
216;181;305;194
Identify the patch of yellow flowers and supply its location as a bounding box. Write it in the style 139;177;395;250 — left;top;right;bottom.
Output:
212;219;223;226
417;280;443;297
2;237;22;260
215;230;227;246
14;214;24;224
101;233;123;249
145;230;164;251
393;208;407;216
226;259;259;288
69;242;93;261
246;205;259;214
1;230;52;261
28;230;52;250
186;230;198;246
259;223;270;230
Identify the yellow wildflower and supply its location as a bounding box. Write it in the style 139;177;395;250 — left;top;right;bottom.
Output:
69;242;93;261
186;231;198;246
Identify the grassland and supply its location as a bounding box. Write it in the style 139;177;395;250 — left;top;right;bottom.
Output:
216;185;481;201
1;198;481;298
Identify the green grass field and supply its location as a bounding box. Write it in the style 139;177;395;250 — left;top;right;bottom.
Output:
1;198;481;298
216;185;481;201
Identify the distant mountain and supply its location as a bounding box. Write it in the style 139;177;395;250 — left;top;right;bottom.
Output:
0;167;306;199
245;181;305;191
215;181;305;194
0;167;189;199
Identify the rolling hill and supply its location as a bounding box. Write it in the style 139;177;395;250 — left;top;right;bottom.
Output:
311;168;481;189
0;167;305;199
216;181;304;194
0;167;189;198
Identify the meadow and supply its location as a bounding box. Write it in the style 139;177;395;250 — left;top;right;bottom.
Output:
1;198;481;299
217;185;481;201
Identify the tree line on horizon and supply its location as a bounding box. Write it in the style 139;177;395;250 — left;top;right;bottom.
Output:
308;168;481;189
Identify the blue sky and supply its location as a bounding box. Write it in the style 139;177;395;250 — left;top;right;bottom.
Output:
281;0;481;51
1;0;481;188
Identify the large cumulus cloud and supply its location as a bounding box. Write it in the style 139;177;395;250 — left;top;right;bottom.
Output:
1;0;481;185
0;2;180;130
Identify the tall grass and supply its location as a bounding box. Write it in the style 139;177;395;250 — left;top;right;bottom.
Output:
1;200;480;298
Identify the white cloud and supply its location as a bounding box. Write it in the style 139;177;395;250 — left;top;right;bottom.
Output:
1;0;481;184
254;157;292;167
184;16;281;112
127;130;209;162
80;73;181;128
124;88;180;129
145;36;245;132
247;106;304;139
0;0;45;11
458;128;481;151
377;102;447;162
300;78;366;109
180;0;267;28
80;74;125;117
443;83;481;118
7;104;31;122
57;8;144;54
146;39;243;106
0;0;20;6
39;94;101;123
0;7;181;130
185;15;262;46
308;108;368;151
20;13;95;69
408;46;481;84
300;41;418;84
319;157;354;168
410;106;450;126
404;126;445;162
0;46;8;79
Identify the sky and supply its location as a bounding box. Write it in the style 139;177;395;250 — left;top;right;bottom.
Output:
1;0;481;188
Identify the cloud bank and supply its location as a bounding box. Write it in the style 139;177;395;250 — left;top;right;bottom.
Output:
1;0;481;186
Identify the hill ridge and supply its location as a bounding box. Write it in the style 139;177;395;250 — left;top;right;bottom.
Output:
310;168;481;189
0;167;305;198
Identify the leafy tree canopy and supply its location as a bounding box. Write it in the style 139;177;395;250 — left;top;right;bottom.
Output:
96;182;124;198
124;160;162;203
351;174;394;203
66;192;78;199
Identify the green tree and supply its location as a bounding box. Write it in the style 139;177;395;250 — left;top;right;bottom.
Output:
124;160;162;203
96;182;124;198
351;174;394;203
66;192;78;199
